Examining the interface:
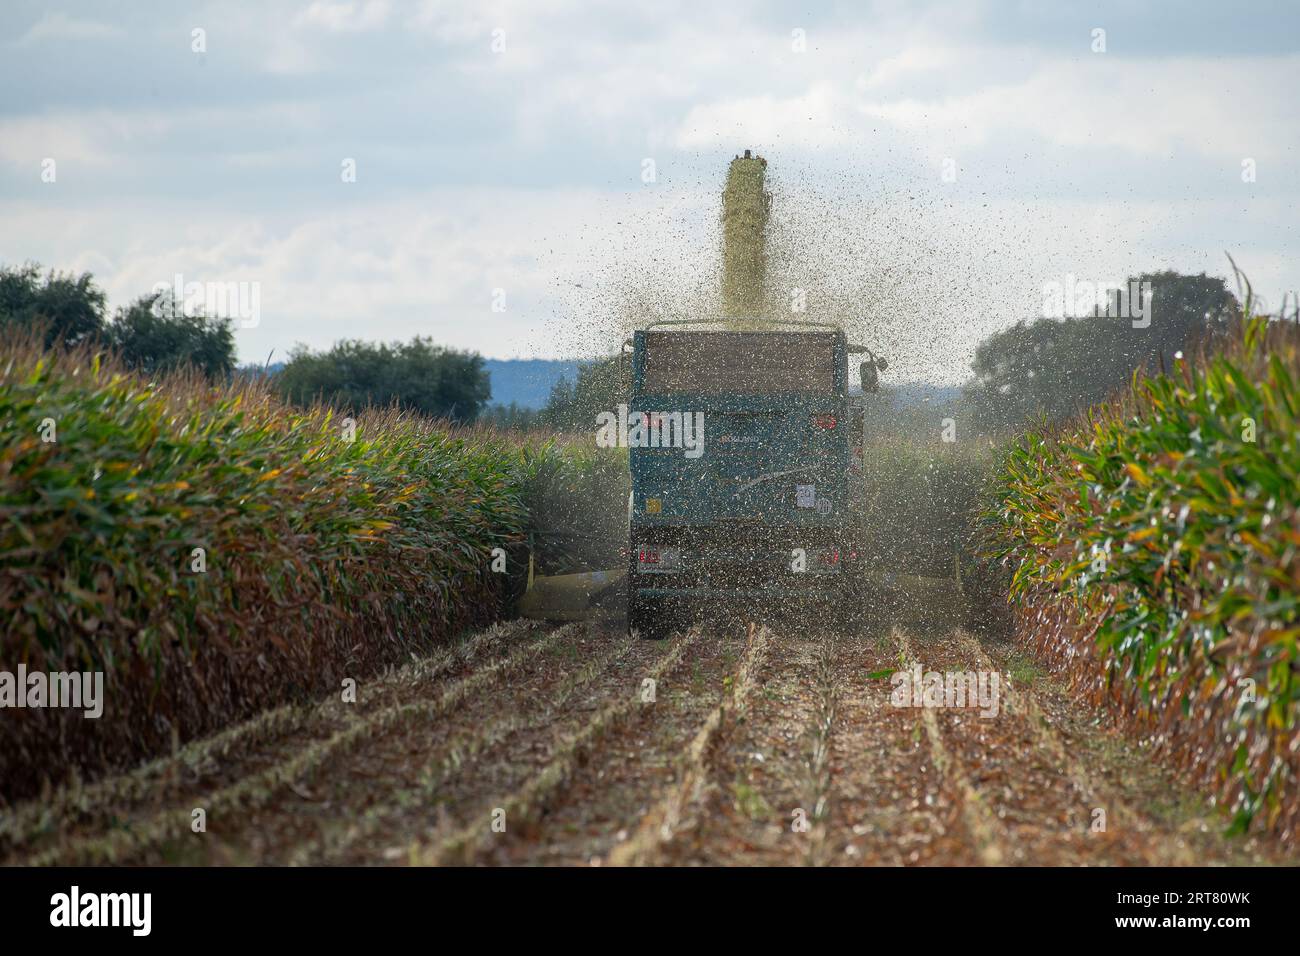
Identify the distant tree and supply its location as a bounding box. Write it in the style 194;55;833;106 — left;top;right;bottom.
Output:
0;264;236;380
479;401;543;430
0;263;106;350
968;270;1237;427
276;336;490;422
106;292;236;379
540;355;628;432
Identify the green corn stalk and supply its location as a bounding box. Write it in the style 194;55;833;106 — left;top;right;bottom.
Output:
980;314;1300;835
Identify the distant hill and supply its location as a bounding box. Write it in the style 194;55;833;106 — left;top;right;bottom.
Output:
244;355;961;414
484;358;586;409
884;382;965;409
850;381;965;409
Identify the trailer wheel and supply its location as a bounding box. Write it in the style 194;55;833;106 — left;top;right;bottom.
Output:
627;597;672;640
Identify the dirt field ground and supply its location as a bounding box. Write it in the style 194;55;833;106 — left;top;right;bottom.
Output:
3;616;1295;867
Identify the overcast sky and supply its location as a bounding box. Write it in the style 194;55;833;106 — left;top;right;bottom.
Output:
1;1;1296;383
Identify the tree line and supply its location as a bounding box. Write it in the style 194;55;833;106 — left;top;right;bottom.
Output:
1;263;236;379
966;270;1240;428
4;261;1248;431
1;263;490;423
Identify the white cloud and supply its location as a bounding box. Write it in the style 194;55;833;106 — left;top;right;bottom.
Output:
856;45;956;91
0;104;311;171
16;12;124;46
0;115;118;168
295;0;391;33
0;111;180;170
671;85;855;151
856;55;1300;163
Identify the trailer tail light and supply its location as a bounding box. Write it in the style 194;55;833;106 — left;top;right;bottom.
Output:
813;548;842;573
812;413;837;430
636;547;681;572
791;547;842;575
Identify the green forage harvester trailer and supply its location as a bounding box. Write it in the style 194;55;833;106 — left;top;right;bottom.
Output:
515;150;892;633
625;321;886;637
624;150;888;637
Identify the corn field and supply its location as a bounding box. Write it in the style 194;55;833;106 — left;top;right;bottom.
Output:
0;335;602;801
983;315;1300;838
